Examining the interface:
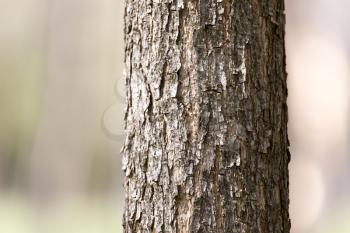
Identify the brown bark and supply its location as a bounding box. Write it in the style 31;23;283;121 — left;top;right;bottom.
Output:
122;0;290;232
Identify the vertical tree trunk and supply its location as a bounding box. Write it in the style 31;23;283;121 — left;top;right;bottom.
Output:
122;0;290;232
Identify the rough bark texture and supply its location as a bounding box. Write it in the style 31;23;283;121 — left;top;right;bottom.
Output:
122;0;290;232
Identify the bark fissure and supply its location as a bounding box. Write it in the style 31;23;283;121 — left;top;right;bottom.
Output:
122;0;290;232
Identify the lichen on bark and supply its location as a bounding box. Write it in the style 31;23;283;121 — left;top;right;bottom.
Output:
122;0;290;232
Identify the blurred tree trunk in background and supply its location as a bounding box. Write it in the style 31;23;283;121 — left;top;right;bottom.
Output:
122;0;290;232
30;0;122;203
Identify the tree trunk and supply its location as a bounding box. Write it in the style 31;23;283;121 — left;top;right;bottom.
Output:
122;0;290;232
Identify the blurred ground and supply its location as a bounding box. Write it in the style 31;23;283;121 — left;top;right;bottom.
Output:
0;0;349;233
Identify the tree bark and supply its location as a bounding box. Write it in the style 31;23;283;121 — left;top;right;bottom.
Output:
122;0;290;232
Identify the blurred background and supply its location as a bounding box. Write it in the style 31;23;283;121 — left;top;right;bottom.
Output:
0;0;348;232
